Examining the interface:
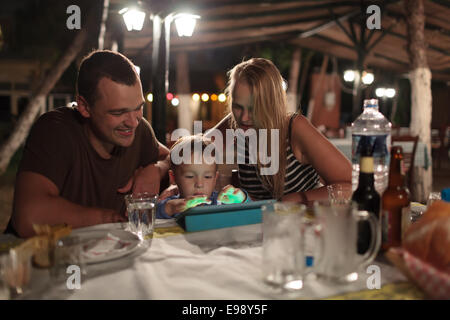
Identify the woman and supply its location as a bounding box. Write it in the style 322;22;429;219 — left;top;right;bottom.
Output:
207;58;351;204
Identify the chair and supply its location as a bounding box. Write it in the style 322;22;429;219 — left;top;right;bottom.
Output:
431;125;450;169
391;125;401;136
391;135;419;192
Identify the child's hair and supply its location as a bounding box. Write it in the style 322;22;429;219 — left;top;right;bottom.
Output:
169;135;217;171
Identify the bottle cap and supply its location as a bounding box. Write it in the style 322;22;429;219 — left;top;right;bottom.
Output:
363;99;378;108
391;146;403;160
441;188;450;202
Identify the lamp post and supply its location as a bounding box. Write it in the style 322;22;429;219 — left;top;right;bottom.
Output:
120;4;200;143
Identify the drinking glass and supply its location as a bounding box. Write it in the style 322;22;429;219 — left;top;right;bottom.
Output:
314;201;380;283
50;235;86;283
0;276;9;300
327;183;353;204
426;192;441;207
262;202;323;291
0;249;32;298
125;192;158;240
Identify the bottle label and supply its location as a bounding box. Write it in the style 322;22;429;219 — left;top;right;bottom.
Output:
401;205;411;240
382;210;390;244
360;157;374;173
352;134;390;164
400;159;406;176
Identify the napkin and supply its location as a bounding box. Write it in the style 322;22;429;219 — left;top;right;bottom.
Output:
402;249;450;299
82;233;133;259
389;247;450;299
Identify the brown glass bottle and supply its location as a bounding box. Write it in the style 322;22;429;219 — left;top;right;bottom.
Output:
352;144;380;255
381;146;411;251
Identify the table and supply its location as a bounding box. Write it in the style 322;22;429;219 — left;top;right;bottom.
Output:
8;220;423;300
329;138;429;169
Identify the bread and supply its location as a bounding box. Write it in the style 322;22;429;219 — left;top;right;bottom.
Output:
402;201;450;273
13;224;72;268
33;224;72;268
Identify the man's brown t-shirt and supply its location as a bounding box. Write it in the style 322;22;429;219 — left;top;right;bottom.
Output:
18;106;159;214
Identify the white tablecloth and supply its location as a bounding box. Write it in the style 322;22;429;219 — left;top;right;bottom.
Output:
22;220;407;300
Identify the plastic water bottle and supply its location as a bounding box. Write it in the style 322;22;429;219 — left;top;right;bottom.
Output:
351;99;392;194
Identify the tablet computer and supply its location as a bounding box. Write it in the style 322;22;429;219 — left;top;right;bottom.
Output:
175;200;275;232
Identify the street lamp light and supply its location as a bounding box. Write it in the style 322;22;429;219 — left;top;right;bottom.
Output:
119;7;146;31
120;4;200;143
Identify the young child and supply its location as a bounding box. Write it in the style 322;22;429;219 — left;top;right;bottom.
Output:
156;135;250;219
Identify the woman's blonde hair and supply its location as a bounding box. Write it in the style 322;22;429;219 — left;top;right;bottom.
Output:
225;58;290;199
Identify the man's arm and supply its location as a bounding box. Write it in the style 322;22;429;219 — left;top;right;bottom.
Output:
118;142;170;195
12;171;125;238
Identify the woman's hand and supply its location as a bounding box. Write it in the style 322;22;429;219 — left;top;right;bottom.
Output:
281;192;308;205
218;185;247;204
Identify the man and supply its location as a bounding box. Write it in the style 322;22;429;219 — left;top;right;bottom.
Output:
6;50;169;238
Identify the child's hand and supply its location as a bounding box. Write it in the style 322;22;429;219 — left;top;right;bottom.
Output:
165;199;188;216
166;195;212;216
218;185;247;204
185;195;212;210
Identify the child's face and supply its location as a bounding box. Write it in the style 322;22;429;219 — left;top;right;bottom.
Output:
173;162;218;199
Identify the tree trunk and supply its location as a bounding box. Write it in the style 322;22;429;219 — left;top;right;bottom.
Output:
404;0;432;202
287;47;301;113
0;14;92;174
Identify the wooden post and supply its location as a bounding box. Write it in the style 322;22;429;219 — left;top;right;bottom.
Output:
98;0;109;50
151;15;170;145
404;0;432;202
306;55;329;121
352;52;365;121
176;51;193;134
287;47;301;113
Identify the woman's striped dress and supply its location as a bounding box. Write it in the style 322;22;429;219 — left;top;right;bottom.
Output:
237;114;320;200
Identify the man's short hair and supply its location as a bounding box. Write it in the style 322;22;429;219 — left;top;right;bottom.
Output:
170;135;217;171
76;50;139;106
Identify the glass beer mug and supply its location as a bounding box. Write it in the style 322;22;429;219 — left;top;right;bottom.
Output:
313;200;381;282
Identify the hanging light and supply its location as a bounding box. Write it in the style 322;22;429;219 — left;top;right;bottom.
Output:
344;70;356;82
218;93;226;102
119;6;146;31
201;93;209;102
134;65;141;75
385;88;396;98
361;72;374;85
146;93;153;102
171;97;180;106
375;88;386;97
192;93;200;101
173;14;200;37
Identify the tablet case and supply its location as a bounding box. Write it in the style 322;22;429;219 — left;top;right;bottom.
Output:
175;200;275;232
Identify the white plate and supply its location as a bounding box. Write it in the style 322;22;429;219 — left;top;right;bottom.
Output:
71;229;141;264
